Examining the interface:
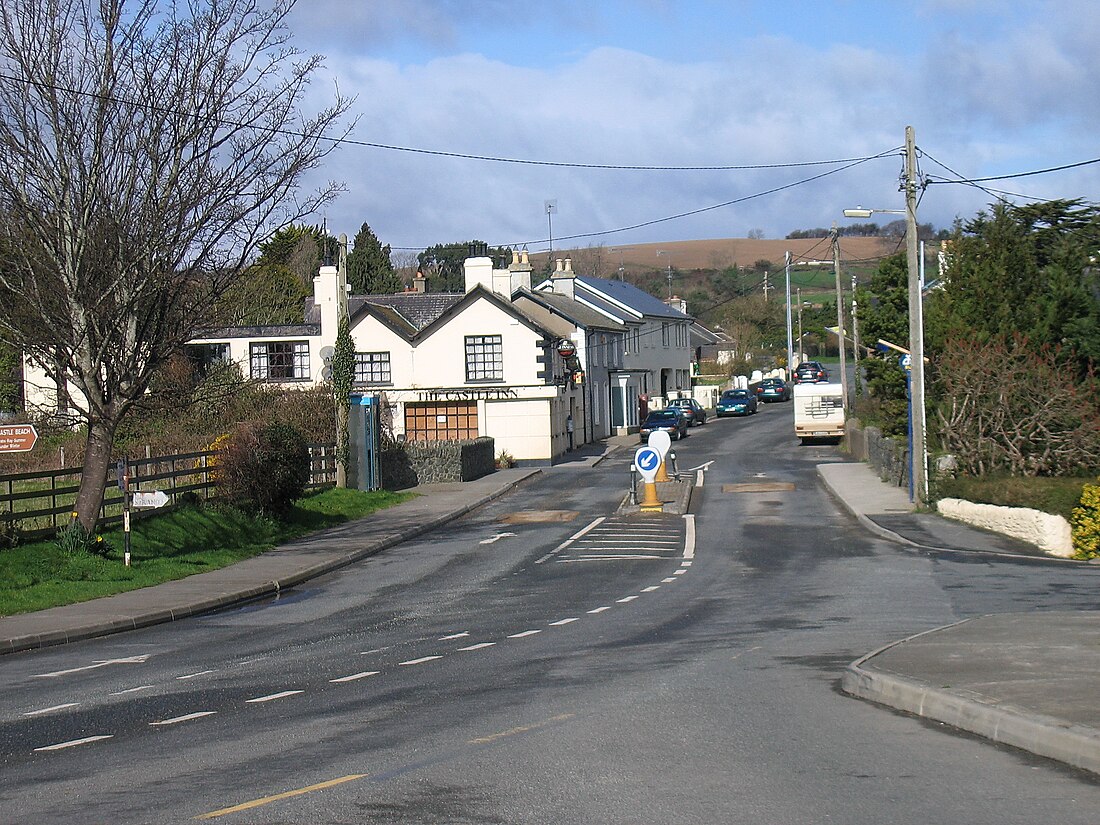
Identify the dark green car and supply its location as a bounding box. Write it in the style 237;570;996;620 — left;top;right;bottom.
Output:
716;389;758;416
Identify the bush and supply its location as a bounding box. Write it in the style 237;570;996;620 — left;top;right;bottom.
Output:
1071;480;1100;560
54;519;111;557
215;422;310;519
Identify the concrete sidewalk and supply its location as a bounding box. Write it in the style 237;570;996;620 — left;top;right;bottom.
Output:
819;461;1100;777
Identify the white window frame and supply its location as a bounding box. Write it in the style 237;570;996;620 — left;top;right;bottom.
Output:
250;340;310;381
465;334;503;382
354;351;391;385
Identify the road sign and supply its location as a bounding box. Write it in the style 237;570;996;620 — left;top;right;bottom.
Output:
647;430;672;457
0;424;37;453
131;491;169;509
634;446;662;483
899;353;912;371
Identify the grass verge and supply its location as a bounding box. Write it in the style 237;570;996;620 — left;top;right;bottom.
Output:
0;487;415;617
934;475;1094;520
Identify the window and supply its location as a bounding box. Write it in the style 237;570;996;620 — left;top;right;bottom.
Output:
354;351;391;384
186;343;229;376
465;334;503;382
250;341;310;381
661;322;670;347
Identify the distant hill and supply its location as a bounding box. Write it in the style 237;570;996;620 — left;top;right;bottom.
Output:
530;236;902;279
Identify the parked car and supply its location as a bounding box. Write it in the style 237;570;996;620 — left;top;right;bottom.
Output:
639;408;689;442
793;361;829;383
667;397;708;426
716;389;757;417
755;377;791;402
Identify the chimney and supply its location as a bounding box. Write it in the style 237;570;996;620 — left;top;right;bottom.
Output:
463;255;494;293
413;270;427;293
509;246;533;294
550;256;575;300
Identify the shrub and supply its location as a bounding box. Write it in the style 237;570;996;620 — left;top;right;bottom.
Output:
495;450;516;469
215;422;310;519
1071;479;1100;560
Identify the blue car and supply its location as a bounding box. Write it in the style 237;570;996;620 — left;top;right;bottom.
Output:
639;408;689;442
716;389;758;417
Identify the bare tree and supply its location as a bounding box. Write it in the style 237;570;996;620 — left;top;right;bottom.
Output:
0;0;353;531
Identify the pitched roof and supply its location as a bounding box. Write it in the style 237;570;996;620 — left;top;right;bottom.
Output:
576;276;693;320
514;288;625;332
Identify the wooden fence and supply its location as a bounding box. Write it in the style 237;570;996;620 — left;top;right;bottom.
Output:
0;443;336;541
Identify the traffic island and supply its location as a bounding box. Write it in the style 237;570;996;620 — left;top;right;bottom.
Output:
617;479;693;516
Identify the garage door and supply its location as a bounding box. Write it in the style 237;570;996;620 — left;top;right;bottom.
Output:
404;401;478;441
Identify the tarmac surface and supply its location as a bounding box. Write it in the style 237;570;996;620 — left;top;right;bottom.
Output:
2;438;1098;777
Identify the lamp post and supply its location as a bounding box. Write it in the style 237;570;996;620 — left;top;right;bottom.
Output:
842;125;926;504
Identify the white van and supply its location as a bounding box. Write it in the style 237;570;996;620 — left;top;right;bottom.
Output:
793;382;845;444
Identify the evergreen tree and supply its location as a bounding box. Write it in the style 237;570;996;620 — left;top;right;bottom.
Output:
347;222;402;294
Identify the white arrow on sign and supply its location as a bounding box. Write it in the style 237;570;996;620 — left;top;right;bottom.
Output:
131;490;170;509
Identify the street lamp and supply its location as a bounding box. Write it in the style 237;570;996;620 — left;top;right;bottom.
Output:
842;126;926;504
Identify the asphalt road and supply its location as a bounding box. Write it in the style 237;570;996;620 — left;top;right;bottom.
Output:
2;399;1099;824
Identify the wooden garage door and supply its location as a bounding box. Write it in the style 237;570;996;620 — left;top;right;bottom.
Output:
404;401;478;441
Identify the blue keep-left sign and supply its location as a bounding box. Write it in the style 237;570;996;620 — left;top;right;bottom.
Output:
634;446;662;483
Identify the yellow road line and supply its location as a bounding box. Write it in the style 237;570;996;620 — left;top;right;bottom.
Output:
195;774;368;820
468;713;574;745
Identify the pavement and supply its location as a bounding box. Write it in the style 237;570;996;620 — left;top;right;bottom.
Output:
2;439;1097;777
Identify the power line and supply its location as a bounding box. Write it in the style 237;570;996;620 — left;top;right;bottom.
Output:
925;155;1100;185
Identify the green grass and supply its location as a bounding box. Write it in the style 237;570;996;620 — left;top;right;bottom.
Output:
934;475;1094;520
0;487;415;617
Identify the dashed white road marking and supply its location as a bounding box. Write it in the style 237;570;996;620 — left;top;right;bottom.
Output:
329;671;380;683
616;595;639;603
537;517;606;563
24;703;79;717
549;617;579;626
673;569;686;575
110;685;154;696
641;586;660;592
246;690;304;703
587;606;612;614
458;642;496;651
177;670;214;680
398;656;442;666
662;577;678;583
479;532;516;545
438;632;469;641
32;654;151;678
359;647;391;655
683;514;696;559
34;735;113;752
508;630;542;638
150;711;217;726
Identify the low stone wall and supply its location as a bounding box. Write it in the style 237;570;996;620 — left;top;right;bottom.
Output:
380;437;496;490
845;418;909;492
937;498;1074;557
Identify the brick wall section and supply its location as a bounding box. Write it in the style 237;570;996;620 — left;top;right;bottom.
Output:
845;418;909;492
380;437;496;490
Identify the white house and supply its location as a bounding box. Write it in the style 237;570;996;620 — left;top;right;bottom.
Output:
533;268;695;433
22;248;691;459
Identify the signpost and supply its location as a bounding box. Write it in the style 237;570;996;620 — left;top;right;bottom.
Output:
131;491;169;509
0;424;38;453
634;446;663;511
647;431;672;482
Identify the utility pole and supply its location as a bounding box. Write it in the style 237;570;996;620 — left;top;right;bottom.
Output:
784;251;793;375
904;125;927;504
796;288;803;363
831;225;848;409
851;269;862;397
762;270;771;302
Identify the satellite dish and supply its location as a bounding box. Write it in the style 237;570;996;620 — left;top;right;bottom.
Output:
319;346;335;361
321;366;333;381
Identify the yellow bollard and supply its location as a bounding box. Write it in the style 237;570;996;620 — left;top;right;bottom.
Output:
654;455;670;482
639;480;663;511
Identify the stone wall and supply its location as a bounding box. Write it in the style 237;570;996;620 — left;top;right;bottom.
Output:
845;418;909;492
380;437;496;490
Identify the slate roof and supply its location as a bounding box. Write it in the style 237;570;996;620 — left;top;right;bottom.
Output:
514;288;625;331
576;276;693;320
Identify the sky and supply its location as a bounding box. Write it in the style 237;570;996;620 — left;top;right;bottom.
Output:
283;0;1100;260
